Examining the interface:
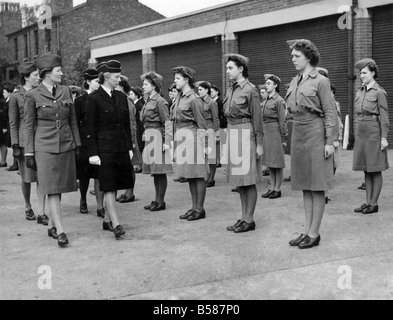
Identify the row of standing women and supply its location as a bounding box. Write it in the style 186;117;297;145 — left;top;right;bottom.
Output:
9;38;389;249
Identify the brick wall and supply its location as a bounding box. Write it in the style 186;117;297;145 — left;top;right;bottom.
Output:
91;0;319;49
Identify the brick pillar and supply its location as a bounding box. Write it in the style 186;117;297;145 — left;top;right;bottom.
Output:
353;7;372;93
142;48;156;73
88;57;97;68
222;32;239;95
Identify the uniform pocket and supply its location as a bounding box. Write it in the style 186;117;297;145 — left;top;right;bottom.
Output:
36;102;53;118
299;89;318;108
363;94;378;113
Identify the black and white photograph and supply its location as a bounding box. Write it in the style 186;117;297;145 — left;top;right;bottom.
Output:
1;0;393;303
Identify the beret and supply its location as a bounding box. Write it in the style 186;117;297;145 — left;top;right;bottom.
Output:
195;81;212;88
172;66;196;82
286;39;314;49
225;53;250;66
83;68;99;80
355;58;377;70
34;53;62;70
97;60;121;73
316;67;329;78
264;74;281;84
18;62;37;75
141;71;163;92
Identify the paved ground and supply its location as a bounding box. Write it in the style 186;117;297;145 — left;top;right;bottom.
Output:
1;150;393;300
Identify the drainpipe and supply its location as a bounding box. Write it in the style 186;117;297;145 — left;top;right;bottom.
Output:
347;0;358;150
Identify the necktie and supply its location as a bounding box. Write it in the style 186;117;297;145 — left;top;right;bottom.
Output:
52;86;56;97
297;74;303;86
111;91;116;104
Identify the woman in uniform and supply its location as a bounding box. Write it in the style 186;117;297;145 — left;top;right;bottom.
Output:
172;66;208;221
224;54;263;233
261;74;287;200
86;60;133;239
197;81;220;188
129;86;145;172
9;62;47;224
24;53;82;247
285;39;338;249
0;84;13;167
141;72;173;211
353;58;389;215
74;68;105;217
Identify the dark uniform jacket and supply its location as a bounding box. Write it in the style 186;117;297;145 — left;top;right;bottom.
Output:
9;86;28;148
74;92;89;147
86;86;133;157
24;83;81;154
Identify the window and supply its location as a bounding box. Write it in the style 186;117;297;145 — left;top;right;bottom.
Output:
34;30;39;55
24;34;28;58
45;29;51;53
14;38;18;61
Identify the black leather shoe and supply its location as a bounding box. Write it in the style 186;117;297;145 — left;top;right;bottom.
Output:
362;205;379;215
103;221;114;232
179;178;189;183
206;180;215;188
227;220;243;231
298;235;321;249
261;190;273;198
289;234;307;246
269;191;282;199
6;165;18;171
144;201;158;210
180;209;195;220
173;177;182;182
0;162;7;168
114;225;125;238
80;202;88;214
231;187;240;193
262;169;270;176
187;210;206;221
48;227;58;239
37;214;49;226
234;221;256;233
97;208;105;218
354;203;369;213
119;195;135;203
57;233;69;247
150;202;166;212
358;182;366;190
25;209;36;221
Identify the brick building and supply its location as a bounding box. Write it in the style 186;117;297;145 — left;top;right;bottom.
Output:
5;0;164;84
0;1;22;82
89;0;393;147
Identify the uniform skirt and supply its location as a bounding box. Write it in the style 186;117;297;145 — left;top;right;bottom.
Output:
18;149;38;183
262;122;285;168
76;146;99;180
206;128;218;165
36;150;78;195
98;151;133;192
285;120;293;155
142;127;174;175
291;114;334;191
174;126;208;179
131;139;143;167
353;117;389;172
225;123;262;187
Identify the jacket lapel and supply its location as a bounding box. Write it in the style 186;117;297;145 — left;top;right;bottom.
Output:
36;82;54;100
98;86;114;105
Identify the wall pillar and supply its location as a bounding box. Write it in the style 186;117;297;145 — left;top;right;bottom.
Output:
142;47;156;73
221;32;239;95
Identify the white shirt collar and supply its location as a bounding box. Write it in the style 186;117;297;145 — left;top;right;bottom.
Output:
366;80;376;91
42;81;55;94
101;84;112;97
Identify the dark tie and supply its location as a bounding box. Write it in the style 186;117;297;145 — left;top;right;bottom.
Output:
297;74;303;86
52;86;56;97
111;91;116;104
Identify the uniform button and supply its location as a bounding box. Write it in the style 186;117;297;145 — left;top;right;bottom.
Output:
54;101;57;103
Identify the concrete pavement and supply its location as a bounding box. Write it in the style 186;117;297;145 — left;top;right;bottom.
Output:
1;150;393;300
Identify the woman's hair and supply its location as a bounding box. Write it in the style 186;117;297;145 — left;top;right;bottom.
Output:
171;66;196;89
2;82;15;93
363;62;379;80
227;56;249;78
130;86;143;99
290;39;320;67
119;77;131;95
168;83;179;92
198;81;212;95
83;81;89;90
211;84;221;96
331;83;336;95
39;67;54;79
141;72;163;94
20;68;38;85
265;75;281;93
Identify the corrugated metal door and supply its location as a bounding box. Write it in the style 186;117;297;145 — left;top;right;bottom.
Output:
373;4;393;145
156;38;222;100
238;14;349;122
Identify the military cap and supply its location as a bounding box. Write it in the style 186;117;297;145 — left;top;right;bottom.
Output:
286;39;314;49
264;74;281;85
34;53;62;70
355;58;377;70
172;66;196;82
18;62;37;75
195;81;212;88
83;68;99;80
225;53;250;66
97;60;121;73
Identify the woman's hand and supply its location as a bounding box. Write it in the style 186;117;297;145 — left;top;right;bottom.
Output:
89;156;101;166
381;138;389;151
324;145;335;159
256;145;263;159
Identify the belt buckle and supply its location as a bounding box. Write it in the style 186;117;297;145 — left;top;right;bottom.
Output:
56;120;61;129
